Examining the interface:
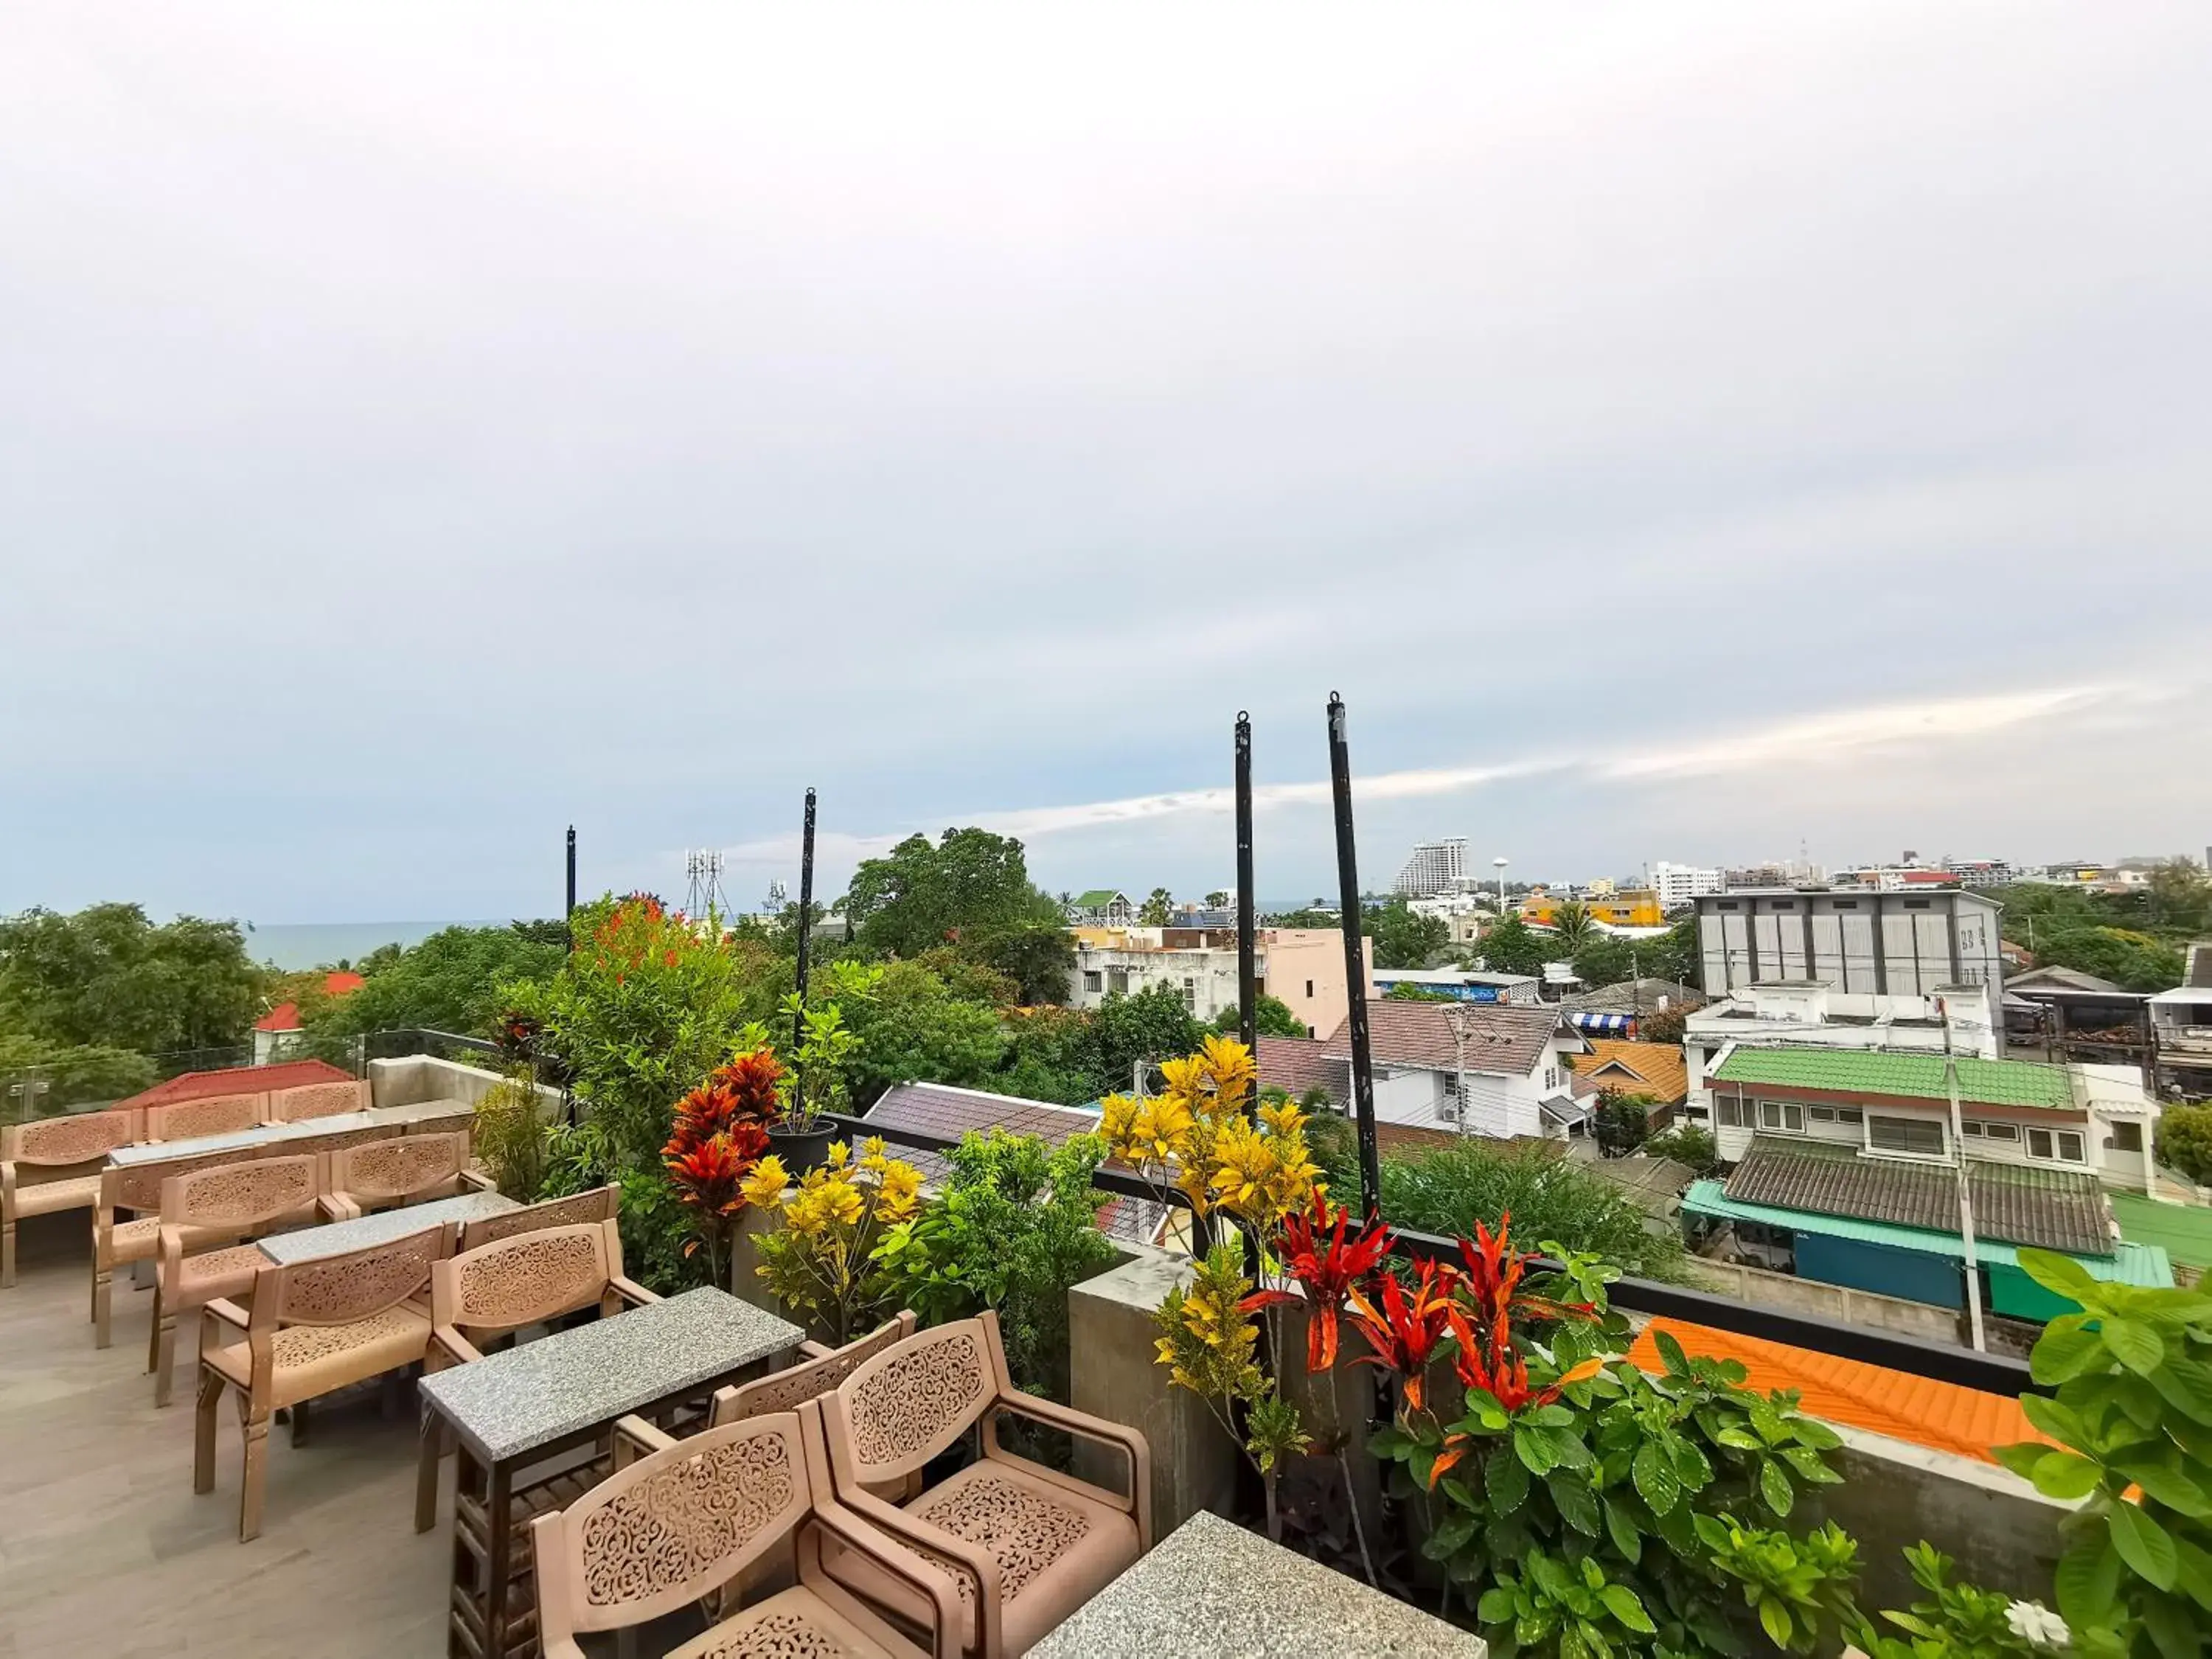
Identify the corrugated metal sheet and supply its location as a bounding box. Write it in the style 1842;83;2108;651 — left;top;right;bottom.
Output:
1711;1048;2073;1110
1684;1179;2172;1287
2110;1192;2212;1271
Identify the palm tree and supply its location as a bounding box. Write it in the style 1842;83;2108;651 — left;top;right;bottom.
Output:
1549;901;1597;955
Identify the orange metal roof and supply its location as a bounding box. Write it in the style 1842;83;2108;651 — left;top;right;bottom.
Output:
1627;1318;2047;1466
254;970;366;1032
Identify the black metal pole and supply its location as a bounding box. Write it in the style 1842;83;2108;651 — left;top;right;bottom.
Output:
1327;693;1382;1221
564;826;577;953
1235;713;1257;1055
793;789;818;1034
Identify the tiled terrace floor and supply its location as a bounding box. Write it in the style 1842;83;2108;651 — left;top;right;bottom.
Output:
0;1211;452;1657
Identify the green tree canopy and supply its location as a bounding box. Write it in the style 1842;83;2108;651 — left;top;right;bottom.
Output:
2029;926;2185;992
305;922;568;1039
958;923;1077;1006
1137;887;1175;926
1084;983;1203;1096
818;959;1010;1103
1210;993;1309;1039
840;827;1061;959
1364;897;1450;969
1475;912;1550;978
0;903;264;1055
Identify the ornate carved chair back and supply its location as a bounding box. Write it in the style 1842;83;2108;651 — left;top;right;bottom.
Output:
267;1079;369;1122
325;1131;472;1212
434;1219;621;1339
531;1413;813;1646
3;1107;142;1170
454;1183;620;1252
147;1093;265;1142
821;1318;998;1492
260;1223;445;1341
159;1153;322;1237
716;1311;920;1504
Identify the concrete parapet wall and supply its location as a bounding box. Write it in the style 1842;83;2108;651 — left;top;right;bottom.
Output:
1688;1256;1963;1346
368;1054;561;1114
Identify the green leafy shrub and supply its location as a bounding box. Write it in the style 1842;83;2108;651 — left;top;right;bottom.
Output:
1991;1249;2212;1656
2153;1105;2212;1190
473;1070;549;1199
1640;1125;1721;1179
872;1129;1120;1400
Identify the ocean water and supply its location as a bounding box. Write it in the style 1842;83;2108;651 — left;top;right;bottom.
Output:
243;920;501;970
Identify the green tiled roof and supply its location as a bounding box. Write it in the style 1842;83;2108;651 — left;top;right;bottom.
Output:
1684;1180;2172;1287
2110;1192;2212;1271
1710;1047;2073;1110
1072;890;1124;907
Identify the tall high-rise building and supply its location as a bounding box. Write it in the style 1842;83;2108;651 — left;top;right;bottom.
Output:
1647;860;1723;911
1394;838;1468;898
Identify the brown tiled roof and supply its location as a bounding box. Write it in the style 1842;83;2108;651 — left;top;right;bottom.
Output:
1257;1037;1349;1107
1722;1137;2112;1256
861;1081;1102;1186
119;1059;353;1113
1320;1001;1573;1077
1569;1041;1688;1105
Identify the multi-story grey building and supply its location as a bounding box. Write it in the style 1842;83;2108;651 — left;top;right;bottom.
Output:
1695;888;2003;996
1393;838;1468;899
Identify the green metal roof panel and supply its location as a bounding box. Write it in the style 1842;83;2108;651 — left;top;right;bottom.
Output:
2110;1192;2212;1271
1683;1180;2171;1287
1710;1047;2073;1110
1072;890;1124;907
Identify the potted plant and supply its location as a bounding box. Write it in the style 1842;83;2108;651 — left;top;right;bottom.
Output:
765;994;855;1172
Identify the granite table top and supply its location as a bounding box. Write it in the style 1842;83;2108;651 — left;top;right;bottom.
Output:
108;1111;387;1167
416;1287;805;1464
1026;1510;1487;1659
258;1190;520;1265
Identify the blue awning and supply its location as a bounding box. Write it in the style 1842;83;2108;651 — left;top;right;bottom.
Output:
1571;1012;1632;1033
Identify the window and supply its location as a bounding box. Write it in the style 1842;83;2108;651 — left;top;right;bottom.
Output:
1082;970;1102;993
1717;1098;1745;1128
1869;1116;1946;1156
1981;1121;2019;1141
1181;977;1197;1012
1305;980;1314;998
1962;1120;1984;1136
1543;1066;1558;1091
2110;1122;2144;1153
1439;1077;1464;1121
2058;1130;2085;1163
1759;1099;1806;1133
1837;1108;1863;1126
1716;901;1739;911
1809;1106;1834;1122
1833;900;1858;911
1773;900;1795;911
1904;899;1930;910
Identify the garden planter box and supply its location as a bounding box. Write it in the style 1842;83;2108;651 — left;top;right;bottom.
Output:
766;1121;835;1172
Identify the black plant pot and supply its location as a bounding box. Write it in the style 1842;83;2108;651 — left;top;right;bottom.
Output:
766;1122;836;1174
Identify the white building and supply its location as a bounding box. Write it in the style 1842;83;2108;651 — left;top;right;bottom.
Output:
2149;943;2212;1101
1067;927;1371;1040
1684;979;2002;1120
1647;862;1723;911
1695;889;2003;998
1394;838;1469;899
1321;1001;1590;1141
1700;1042;2160;1192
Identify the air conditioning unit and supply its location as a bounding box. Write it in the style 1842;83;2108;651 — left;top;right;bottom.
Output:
1437;1098;1461;1124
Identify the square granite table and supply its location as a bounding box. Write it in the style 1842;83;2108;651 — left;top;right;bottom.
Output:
416;1287;804;1658
258;1190;519;1265
106;1110;389;1168
1028;1509;1488;1659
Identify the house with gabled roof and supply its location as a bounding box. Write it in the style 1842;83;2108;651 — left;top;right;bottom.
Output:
1318;1001;1589;1141
1065;890;1135;926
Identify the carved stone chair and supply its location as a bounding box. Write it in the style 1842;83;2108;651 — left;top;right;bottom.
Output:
195;1223;445;1542
412;1218;658;1531
815;1312;1151;1659
2;1107;141;1289
532;1402;956;1659
148;1153;324;1406
94;1151;259;1349
321;1131;489;1220
267;1079;369;1121
453;1182;621;1253
146;1092;267;1142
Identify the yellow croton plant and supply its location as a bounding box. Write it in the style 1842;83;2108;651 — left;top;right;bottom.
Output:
745;1137;925;1344
1098;1032;1322;1227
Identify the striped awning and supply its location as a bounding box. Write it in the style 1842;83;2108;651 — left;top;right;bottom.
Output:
1571;1011;1634;1034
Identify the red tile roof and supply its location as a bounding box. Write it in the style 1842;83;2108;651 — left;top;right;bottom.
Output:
119;1058;354;1112
254;971;366;1033
1321;1001;1575;1077
1257;1037;1349;1107
862;1081;1102;1186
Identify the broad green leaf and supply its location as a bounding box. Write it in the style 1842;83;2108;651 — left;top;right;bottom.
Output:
1366;1424;1411;1458
2022;1391;2093;1452
1759;1597;1794;1650
1599;1583;1657;1634
2020;1248;2101;1301
2142;1593;2200;1659
2110;1500;2180;1590
1478;1586;1516;1624
1714;1426;1764;1451
2053;1536;2122;1628
2030;1450;2105;1500
2103;1318;2166;1377
1633;1441;1680;1516
1790;1416;1843;1451
1487;1444;1531;1515
1669;1438;1713;1488
1602;1497;1643;1565
1515;1425;1561;1475
1992;1439;2048;1482
2116;1460;2212;1518
1549;1472;1601;1537
1655;1329;1690;1377
1759;1456;1795;1517
1422;1514;1478;1559
2146;1356;2212;1426
2173;1536;2212;1612
2031;1324;2112;1385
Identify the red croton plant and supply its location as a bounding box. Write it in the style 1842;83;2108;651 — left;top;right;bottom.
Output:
661;1050;784;1284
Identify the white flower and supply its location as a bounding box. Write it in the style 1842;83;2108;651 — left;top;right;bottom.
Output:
2004;1600;2068;1647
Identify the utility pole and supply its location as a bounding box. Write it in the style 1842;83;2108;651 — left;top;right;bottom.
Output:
1327;694;1383;1222
1234;714;1257;1057
565;826;577;953
1941;992;1988;1352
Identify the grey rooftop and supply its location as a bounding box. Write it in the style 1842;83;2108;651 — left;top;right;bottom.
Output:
1026;1509;1487;1658
416;1287;804;1464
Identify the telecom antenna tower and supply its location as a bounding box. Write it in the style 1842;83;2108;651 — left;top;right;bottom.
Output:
683;848;731;920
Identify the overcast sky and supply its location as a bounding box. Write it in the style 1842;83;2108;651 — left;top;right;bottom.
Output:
4;4;2209;924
